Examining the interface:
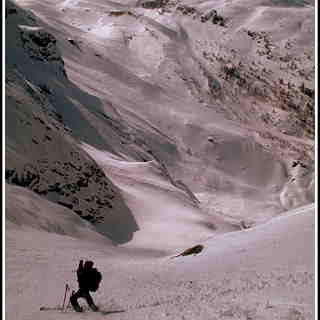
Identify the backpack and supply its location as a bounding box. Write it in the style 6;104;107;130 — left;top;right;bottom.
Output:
88;268;102;292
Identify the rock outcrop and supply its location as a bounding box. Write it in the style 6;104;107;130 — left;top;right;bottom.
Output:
5;0;139;244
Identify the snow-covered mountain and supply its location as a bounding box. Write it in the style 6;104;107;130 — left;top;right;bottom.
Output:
5;0;315;319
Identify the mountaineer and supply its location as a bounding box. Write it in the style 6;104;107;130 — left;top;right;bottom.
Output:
70;260;102;312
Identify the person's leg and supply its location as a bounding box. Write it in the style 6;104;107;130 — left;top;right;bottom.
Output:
70;290;83;312
82;291;99;311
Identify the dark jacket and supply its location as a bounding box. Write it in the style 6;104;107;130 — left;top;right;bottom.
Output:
77;260;94;291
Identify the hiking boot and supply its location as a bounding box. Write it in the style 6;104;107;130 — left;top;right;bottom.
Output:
72;304;83;312
70;296;83;312
89;304;99;312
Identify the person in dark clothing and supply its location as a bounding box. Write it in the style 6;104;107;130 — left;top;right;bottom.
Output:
70;260;100;312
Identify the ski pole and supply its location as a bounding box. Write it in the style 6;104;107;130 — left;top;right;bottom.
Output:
62;284;69;310
64;289;74;312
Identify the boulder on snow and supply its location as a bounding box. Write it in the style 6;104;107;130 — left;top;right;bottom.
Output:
201;9;226;26
171;244;204;258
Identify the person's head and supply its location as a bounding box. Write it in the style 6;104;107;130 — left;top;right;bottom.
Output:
84;260;94;269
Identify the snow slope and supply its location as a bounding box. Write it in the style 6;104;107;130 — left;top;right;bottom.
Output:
5;202;315;319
